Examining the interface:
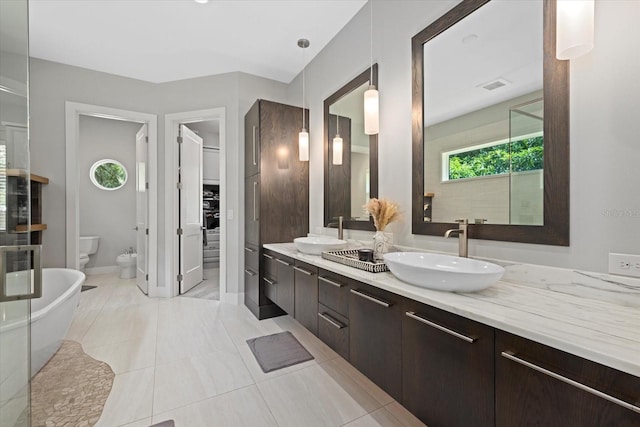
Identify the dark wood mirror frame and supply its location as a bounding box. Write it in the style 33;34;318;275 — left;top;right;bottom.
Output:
411;0;569;246
324;64;379;231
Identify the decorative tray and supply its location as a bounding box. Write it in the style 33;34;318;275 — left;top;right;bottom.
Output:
321;249;389;273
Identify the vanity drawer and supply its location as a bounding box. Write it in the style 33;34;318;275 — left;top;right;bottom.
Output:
317;303;349;361
318;269;351;318
244;243;259;270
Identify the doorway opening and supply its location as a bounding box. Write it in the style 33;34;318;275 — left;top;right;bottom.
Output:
65;102;158;295
165;108;226;300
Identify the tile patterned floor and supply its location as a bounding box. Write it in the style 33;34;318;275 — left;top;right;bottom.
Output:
65;273;426;427
180;268;220;300
28;340;114;427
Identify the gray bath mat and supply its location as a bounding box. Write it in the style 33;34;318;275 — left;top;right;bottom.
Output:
246;331;314;373
149;420;175;427
81;285;97;292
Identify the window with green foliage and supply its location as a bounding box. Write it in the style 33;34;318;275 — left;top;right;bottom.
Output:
445;135;543;181
90;159;128;190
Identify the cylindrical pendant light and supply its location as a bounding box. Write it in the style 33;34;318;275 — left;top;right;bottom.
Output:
364;0;379;135
333;115;343;165
556;0;595;60
298;38;310;161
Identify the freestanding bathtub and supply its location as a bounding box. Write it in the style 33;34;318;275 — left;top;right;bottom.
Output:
1;268;84;423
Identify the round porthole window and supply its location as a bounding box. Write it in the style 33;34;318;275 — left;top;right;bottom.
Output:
90;159;128;190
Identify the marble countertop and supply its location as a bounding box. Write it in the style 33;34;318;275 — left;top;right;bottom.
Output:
264;242;640;378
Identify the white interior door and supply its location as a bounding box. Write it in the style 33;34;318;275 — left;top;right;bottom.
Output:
136;124;149;294
179;124;204;293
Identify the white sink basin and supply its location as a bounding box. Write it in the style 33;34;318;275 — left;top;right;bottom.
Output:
383;252;505;292
294;236;347;255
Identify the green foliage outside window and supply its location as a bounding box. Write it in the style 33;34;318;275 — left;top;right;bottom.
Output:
448;136;543;180
94;162;127;189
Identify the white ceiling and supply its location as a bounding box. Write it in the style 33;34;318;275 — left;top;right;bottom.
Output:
28;0;367;84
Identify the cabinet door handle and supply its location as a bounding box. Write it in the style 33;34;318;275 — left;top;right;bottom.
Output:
293;266;314;276
244;247;256;253
263;277;276;286
263;253;274;260
501;351;640;415
350;289;391;307
253;181;257;221
405;311;476;343
319;276;343;288
318;312;345;329
252;125;257;166
276;258;291;267
244;268;256;277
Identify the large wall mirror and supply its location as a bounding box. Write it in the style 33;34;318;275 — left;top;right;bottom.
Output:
412;0;569;245
324;64;378;231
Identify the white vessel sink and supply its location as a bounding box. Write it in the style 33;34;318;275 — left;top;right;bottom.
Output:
383;252;505;292
294;236;347;255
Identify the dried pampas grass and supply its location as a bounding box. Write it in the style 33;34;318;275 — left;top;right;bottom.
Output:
364;198;401;231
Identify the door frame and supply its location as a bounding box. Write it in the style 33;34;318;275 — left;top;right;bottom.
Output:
165;108;227;299
65;102;159;295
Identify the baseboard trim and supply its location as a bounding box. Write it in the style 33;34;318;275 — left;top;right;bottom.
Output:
84;266;119;275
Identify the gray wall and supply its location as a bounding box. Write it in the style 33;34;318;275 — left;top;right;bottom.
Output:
29;59;288;294
286;0;640;273
79;115;138;268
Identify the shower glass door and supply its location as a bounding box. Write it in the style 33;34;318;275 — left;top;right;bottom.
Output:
1;1;40;426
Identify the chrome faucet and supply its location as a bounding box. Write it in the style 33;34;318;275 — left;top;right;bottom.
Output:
444;219;468;258
327;215;344;240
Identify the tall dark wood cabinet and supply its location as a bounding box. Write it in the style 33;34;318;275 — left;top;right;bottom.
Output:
244;99;309;319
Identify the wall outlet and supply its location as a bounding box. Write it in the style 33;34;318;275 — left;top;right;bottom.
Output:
608;253;640;278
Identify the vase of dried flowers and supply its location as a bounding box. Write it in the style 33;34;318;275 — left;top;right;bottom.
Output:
363;198;400;261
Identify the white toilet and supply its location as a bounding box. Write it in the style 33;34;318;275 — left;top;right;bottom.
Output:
79;236;100;272
116;252;137;279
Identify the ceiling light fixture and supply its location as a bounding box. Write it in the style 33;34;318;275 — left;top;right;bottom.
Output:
556;0;595;60
193;0;209;4
298;38;310;162
333;115;343;165
364;0;379;135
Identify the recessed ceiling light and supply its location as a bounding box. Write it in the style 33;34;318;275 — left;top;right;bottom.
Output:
194;0;209;4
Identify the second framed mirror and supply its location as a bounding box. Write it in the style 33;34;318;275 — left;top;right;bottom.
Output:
324;64;378;231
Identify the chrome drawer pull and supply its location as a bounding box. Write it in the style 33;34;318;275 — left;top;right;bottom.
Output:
501;351;640;414
406;311;476;343
263;253;274;259
293;266;314;276
318;312;344;329
350;289;391;307
275;259;291;267
263;277;276;286
244;247;256;253
319;276;343;288
244;269;256;277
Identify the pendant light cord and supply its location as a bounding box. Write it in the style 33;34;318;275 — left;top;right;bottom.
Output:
302;48;306;130
370;0;373;83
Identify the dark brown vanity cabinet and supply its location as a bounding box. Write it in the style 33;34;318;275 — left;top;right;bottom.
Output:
349;282;403;401
402;300;495;427
317;270;353;360
262;249;295;316
243;99;309;319
293;260;318;336
496;331;640;427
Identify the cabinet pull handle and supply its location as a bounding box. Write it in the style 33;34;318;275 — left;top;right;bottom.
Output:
293;266;314;276
252;125;257;166
350;289;391;307
253;181;257;221
276;258;291;267
318;312;345;329
501;351;640;415
244;247;256;253
263;253;274;259
319;276;343;288
405;311;476;343
244;268;256;277
263;277;276;286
